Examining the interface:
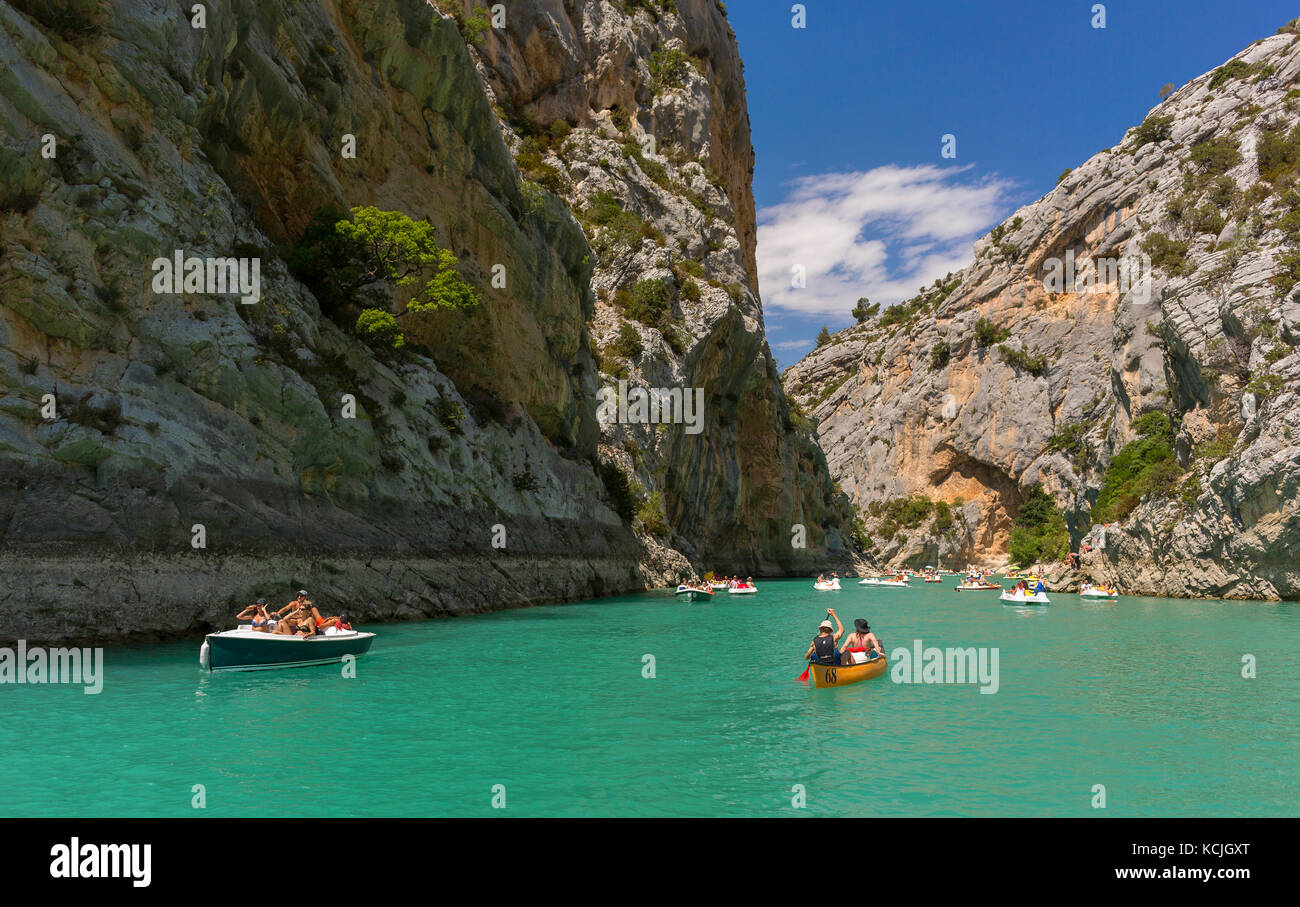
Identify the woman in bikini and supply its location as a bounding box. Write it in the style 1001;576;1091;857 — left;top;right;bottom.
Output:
235;599;272;632
842;619;884;664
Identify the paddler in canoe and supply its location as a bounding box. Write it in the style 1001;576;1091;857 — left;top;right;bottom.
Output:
804;608;844;665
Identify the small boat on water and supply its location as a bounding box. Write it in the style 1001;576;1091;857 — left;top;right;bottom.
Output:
1080;583;1119;598
813;578;841;591
728;583;757;595
808;655;888;688
675;584;714;601
709;581;729;590
200;626;375;672
956;581;1001;591
1000;590;1050;604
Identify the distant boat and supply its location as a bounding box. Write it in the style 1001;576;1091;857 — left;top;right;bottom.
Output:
728;583;757;595
956;578;1001;591
813;578;842;591
709;581;729;590
200;626;375;673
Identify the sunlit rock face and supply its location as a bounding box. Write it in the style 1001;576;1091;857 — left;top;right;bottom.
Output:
0;0;845;641
785;30;1300;599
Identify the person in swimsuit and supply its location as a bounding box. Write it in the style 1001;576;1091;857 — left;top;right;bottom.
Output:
235;598;272;631
273;591;313;635
804;609;844;665
842;619;884;663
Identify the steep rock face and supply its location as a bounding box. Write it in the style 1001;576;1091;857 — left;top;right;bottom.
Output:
784;29;1300;599
452;0;848;574
0;0;842;642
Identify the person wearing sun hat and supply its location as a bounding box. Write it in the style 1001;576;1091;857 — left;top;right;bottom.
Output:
842;618;884;664
803;608;844;665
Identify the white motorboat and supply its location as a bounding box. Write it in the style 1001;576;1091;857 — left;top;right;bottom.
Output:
200;625;375;672
675;584;714;601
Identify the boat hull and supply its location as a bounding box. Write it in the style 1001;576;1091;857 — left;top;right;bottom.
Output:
728;587;757;595
956;584;1001;591
809;656;888;688
204;629;375;672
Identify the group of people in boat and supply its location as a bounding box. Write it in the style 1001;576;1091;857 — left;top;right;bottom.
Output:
235;590;352;638
1011;578;1047;595
804;608;884;666
714;575;755;589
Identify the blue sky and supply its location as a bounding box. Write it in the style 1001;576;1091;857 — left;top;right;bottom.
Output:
725;0;1300;366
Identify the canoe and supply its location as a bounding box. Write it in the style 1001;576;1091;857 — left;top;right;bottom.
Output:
728;585;757;595
809;655;888;688
200;626;375;672
1000;590;1050;604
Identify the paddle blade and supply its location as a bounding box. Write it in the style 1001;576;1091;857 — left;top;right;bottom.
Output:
797;667;809;682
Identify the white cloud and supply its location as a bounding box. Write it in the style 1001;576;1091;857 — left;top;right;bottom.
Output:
756;165;1017;319
772;338;812;351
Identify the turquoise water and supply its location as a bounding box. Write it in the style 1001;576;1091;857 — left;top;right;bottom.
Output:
2;579;1297;817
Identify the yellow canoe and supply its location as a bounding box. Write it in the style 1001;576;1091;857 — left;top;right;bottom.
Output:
809;656;888;688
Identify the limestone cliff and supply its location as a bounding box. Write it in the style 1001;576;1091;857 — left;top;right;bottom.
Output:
784;25;1300;600
0;0;844;643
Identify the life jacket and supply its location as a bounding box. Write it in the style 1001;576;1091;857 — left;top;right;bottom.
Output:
812;634;837;665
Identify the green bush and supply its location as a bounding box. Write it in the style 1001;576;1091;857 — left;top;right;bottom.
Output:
1092;411;1180;523
1140;232;1190;276
610;322;644;359
615;279;673;329
816;325;832;347
933;500;955;533
1208;58;1255;90
1188;137;1242;174
930;341;950;369
1258;122;1300;183
1007;485;1070;567
355;308;405;350
1048;421;1090;470
649;46;691;93
637;490;670;537
1130;114;1174;149
974;317;1011;346
998;344;1048;375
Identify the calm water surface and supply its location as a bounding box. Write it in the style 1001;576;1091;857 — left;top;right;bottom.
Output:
3;579;1297;817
